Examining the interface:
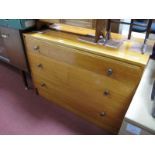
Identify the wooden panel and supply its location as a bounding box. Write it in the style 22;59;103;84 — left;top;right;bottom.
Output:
27;52;69;86
25;36;142;86
61;19;96;29
39;19;60;23
39;19;96;29
49;23;95;36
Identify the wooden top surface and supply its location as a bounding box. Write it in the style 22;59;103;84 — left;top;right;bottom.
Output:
24;25;152;67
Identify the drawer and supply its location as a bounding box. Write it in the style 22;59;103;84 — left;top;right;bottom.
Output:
27;52;69;86
24;36;142;85
34;77;124;133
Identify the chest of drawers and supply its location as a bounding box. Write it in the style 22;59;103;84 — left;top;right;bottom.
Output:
23;30;149;134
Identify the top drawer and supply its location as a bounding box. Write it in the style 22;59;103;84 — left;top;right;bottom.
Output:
24;36;142;85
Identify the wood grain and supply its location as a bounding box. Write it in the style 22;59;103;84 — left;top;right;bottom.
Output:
24;30;150;67
23;30;150;134
25;36;143;86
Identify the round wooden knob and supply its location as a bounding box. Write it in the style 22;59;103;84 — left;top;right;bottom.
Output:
41;82;46;87
100;112;106;117
103;90;110;96
37;64;43;68
107;68;113;76
33;45;39;51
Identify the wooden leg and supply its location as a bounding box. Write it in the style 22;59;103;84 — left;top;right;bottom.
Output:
35;88;39;95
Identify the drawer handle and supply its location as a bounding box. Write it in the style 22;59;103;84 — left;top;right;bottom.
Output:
40;82;46;87
103;90;110;96
100;112;106;117
107;68;113;76
37;64;43;68
1;34;9;39
33;45;40;51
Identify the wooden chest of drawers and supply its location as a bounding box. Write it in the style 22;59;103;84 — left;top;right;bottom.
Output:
23;30;149;134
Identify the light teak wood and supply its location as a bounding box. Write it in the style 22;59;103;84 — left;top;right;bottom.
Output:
23;31;149;134
39;19;96;29
24;30;150;67
25;36;143;85
39;19;61;24
28;53;132;133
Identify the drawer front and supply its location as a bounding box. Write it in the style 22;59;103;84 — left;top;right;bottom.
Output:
24;36;142;85
34;77;124;133
27;52;69;86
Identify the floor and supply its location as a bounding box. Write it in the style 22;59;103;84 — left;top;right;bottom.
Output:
0;61;108;135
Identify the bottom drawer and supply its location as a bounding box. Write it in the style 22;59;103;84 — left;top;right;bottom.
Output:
35;77;123;134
